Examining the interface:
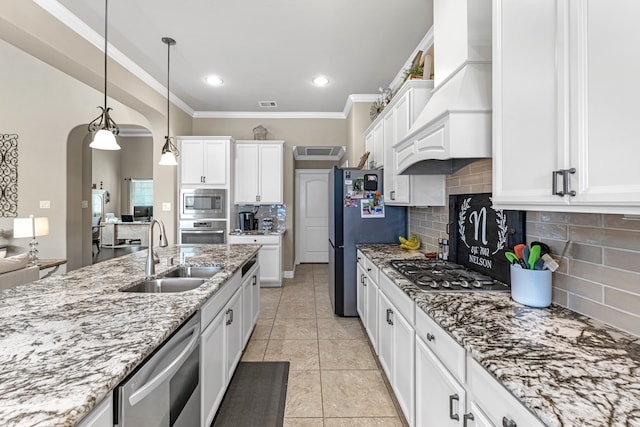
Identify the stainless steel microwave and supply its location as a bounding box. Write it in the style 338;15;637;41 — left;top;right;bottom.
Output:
180;188;226;219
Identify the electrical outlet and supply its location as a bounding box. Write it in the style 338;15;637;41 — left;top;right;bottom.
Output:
40;200;51;209
162;202;171;211
81;200;89;208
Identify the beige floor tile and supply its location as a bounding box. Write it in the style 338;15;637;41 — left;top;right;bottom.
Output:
241;339;267;361
316;301;335;318
264;339;319;370
251;317;274;340
271;317;318;339
319;339;377;370
283;418;324;427
261;288;283;301
323;417;404;427
285;370;323;418
260;302;279;319
277;301;317;319
317;317;365;340
321;370;398;418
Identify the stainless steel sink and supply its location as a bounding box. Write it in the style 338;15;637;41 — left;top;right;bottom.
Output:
163;265;223;278
121;277;207;293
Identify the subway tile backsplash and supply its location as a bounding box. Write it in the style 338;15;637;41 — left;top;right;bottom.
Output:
408;159;640;337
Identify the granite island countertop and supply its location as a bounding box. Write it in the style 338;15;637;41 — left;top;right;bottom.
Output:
358;244;640;427
0;244;260;427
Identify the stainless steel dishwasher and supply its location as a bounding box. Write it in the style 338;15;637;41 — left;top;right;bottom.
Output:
115;313;200;427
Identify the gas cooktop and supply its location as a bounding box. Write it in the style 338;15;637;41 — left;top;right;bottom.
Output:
389;259;509;292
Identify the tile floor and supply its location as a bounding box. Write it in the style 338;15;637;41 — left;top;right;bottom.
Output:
241;263;408;427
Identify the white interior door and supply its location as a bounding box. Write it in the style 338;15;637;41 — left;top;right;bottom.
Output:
296;169;329;263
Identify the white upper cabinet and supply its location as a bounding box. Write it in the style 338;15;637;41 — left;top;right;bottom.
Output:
374;80;446;207
179;137;232;187
493;0;640;214
234;141;284;204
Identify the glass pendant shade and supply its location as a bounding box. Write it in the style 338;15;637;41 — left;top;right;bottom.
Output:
90;128;121;150
159;137;178;166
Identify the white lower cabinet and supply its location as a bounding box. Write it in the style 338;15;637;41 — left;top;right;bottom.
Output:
467;356;545;427
229;234;282;286
200;257;260;427
377;286;415;426
358;252;545;427
76;394;112;427
415;337;466;426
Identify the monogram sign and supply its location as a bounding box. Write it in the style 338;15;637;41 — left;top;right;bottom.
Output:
448;193;525;284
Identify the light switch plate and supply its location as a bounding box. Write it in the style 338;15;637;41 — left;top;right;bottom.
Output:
162;202;171;211
81;200;89;208
40;200;51;209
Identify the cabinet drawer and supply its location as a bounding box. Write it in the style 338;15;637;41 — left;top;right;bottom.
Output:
415;306;466;382
228;235;280;245
378;272;414;324
467;356;545;427
364;256;379;284
201;272;241;330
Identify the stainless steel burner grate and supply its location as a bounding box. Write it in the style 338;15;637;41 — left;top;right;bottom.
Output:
389;259;509;292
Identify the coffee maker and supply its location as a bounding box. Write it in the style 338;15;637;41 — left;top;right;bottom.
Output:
238;211;258;231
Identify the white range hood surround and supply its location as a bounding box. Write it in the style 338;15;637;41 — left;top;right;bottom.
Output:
395;0;492;175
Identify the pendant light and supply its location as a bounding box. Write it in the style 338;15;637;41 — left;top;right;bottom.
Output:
88;0;120;150
159;36;179;166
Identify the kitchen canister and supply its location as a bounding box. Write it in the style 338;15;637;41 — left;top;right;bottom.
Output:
510;265;552;308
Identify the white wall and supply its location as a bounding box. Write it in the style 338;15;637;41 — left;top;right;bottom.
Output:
0;39;151;270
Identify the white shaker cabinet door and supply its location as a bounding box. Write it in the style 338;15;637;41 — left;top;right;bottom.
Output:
234;143;260;203
492;0;565;208
415;337;466;427
202;140;227;185
258;144;283;204
567;0;640;207
200;307;227;427
181;140;206;185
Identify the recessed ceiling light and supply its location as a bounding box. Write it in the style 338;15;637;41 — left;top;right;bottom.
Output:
205;75;223;86
312;76;329;87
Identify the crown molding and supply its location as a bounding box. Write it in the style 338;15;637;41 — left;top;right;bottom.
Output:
193;111;346;119
34;0;194;117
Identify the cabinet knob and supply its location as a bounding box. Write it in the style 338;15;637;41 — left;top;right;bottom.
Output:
502;417;517;427
463;412;475;427
449;394;460;421
426;332;435;342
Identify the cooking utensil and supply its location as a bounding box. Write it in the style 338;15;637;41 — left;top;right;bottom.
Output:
514;244;525;260
523;246;531;267
530;241;551;256
528;245;541;270
505;252;519;264
534;258;545;270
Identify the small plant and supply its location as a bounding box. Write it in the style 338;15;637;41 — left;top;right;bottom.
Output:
404;64;424;80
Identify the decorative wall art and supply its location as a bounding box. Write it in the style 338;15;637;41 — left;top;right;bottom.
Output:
0;134;18;217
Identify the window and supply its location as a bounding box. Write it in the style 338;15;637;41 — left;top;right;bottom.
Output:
130;179;153;211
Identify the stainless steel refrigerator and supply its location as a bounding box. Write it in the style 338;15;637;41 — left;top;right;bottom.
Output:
328;167;407;316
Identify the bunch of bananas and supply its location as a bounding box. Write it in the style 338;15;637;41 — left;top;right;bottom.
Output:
399;234;421;250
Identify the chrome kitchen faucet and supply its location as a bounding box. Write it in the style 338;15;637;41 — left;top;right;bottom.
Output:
145;219;168;278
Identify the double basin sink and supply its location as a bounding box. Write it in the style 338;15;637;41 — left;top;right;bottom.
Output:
121;265;223;293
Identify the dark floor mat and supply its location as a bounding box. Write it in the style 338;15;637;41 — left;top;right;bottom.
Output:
212;361;289;427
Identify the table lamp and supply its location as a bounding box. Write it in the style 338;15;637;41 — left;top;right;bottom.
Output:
13;215;49;265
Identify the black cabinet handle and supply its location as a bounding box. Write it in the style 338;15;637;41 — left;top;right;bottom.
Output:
463;412;475;427
449;394;460;421
386;308;393;325
502;417;517;427
252;275;257;286
226;308;233;325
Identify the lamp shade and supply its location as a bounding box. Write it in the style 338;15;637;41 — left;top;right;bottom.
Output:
90;129;121;150
34;217;49;237
13;217;34;239
13;216;49;238
159;151;178;166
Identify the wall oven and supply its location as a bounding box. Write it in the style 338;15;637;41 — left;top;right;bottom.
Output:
180;188;226;219
115;313;200;427
179;220;226;244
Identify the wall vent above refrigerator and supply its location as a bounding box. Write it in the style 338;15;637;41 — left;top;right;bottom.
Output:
293;146;345;161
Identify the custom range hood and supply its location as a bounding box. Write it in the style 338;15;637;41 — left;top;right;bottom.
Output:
395;0;492;175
